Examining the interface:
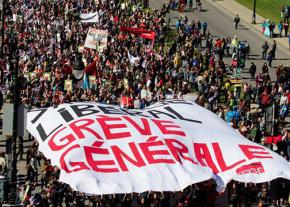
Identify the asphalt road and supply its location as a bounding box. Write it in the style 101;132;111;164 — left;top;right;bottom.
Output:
149;0;290;82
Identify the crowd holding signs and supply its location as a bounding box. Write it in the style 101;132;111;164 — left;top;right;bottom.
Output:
1;0;290;206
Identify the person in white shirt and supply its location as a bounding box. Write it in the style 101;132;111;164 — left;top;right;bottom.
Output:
280;93;288;106
280;91;289;120
0;152;6;172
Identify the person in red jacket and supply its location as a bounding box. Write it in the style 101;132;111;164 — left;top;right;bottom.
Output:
179;0;187;13
260;89;271;110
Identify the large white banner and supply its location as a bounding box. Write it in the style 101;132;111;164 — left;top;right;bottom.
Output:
84;28;108;50
80;12;99;23
27;100;290;195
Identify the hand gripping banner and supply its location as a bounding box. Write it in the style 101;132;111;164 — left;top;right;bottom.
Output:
27;100;290;195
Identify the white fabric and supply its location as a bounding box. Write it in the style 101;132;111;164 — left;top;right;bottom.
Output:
80;12;99;23
27;100;290;195
0;157;6;168
128;52;140;65
84;28;108;50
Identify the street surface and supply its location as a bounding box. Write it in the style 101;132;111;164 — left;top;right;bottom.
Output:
150;0;290;81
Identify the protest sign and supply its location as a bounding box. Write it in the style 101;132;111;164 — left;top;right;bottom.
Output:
27;100;290;195
80;12;99;23
84;28;108;51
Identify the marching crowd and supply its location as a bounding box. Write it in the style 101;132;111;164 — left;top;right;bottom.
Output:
0;0;290;206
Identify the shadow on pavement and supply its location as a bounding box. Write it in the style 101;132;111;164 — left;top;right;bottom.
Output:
238;27;249;30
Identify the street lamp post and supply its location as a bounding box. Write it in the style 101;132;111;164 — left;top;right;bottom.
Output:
9;59;19;205
0;0;4;54
0;0;5;85
3;31;22;207
252;0;257;24
10;34;19;205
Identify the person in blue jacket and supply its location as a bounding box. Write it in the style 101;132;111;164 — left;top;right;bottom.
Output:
226;106;240;124
278;21;283;37
202;21;207;36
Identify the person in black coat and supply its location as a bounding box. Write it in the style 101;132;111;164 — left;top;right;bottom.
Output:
271;40;277;59
0;90;3;111
249;62;257;80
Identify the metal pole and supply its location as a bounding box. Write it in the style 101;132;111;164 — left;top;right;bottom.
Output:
252;0;256;24
11;71;19;204
1;0;5;85
11;34;19;205
271;103;276;136
0;0;4;55
4;32;20;206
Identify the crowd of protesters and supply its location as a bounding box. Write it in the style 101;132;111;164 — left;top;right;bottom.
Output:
0;0;290;206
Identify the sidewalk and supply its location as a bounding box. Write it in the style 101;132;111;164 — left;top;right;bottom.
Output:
208;0;289;52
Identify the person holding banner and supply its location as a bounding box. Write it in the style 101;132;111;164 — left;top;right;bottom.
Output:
2;0;290;205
